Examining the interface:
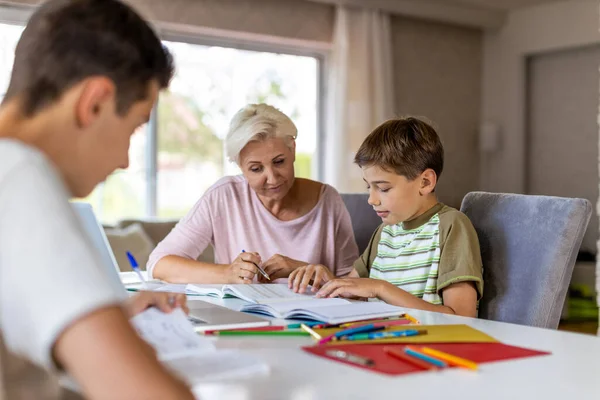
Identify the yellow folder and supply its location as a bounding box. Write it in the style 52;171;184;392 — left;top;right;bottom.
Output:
311;324;498;345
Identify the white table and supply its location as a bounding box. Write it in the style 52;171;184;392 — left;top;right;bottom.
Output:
187;296;600;400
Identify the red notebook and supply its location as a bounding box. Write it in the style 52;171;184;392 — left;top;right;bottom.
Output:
303;342;550;376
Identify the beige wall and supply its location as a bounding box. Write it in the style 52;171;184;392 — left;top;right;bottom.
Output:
391;16;483;208
481;0;600;194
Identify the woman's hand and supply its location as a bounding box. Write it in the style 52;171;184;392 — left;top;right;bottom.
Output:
260;254;307;281
124;291;188;318
288;264;334;293
225;252;262;283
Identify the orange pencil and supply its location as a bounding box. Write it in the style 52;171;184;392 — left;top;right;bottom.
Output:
383;347;440;371
420;347;479;371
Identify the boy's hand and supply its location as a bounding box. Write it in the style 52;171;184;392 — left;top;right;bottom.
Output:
288;264;335;293
316;278;385;299
261;254;307;281
124;291;188;318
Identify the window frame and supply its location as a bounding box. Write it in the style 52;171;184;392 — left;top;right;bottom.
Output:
0;5;330;220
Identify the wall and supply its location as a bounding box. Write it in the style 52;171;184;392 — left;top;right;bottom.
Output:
392;16;483;208
481;0;600;193
1;0;485;209
526;45;600;254
0;0;335;42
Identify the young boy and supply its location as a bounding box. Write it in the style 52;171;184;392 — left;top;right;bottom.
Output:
0;0;194;398
289;117;483;317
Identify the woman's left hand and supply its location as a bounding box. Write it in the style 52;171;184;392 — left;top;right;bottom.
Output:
124;291;189;318
260;254;308;281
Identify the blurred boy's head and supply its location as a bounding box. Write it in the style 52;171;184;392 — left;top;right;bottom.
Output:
1;0;174;197
354;117;444;225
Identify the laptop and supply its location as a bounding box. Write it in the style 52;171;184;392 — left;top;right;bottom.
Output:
70;202;270;331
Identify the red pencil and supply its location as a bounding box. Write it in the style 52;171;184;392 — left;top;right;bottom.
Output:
204;326;284;335
383;347;440;371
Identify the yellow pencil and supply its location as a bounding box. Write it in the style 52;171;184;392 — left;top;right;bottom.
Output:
404;313;420;325
420;347;478;371
300;323;322;341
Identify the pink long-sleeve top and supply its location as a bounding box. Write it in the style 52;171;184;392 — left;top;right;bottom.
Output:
147;175;359;281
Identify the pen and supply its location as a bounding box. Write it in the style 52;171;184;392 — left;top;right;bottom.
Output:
241;250;270;281
344;329;427;341
126;251;147;288
325;350;375;367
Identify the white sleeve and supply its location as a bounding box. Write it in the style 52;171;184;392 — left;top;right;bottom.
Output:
0;159;122;370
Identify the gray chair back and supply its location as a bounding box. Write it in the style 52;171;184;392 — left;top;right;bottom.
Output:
460;191;592;329
341;193;382;254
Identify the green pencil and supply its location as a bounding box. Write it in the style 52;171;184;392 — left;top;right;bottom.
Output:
213;330;311;337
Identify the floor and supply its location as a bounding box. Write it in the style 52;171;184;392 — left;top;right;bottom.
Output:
558;320;598;335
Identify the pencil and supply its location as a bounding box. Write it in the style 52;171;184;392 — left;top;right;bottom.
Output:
300;323;322;341
404;346;448;368
213;330;310;337
383;347;440;371
403;314;420;324
420;347;478;371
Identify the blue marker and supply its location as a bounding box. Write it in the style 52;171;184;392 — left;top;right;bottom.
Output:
126;251;147;288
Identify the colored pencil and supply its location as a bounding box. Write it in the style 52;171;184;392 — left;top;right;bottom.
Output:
203;326;284;335
420;347;479;371
300;323;322;341
212;330;311;337
404;346;448;368
383;347;440;370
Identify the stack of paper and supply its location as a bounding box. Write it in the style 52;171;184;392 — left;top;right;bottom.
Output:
131;308;269;384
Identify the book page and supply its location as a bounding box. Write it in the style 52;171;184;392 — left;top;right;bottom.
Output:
130;308;215;360
225;284;317;304
186;284;226;297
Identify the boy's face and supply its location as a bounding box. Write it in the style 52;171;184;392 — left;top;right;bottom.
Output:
66;79;159;198
362;164;435;226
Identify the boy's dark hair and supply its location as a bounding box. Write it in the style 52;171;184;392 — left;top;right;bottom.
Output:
3;0;174;116
354;117;444;181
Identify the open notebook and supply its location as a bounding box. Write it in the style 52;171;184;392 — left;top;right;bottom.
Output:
240;299;407;324
131;308;269;384
184;283;316;304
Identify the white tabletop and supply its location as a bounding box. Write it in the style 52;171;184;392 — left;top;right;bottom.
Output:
187;296;600;400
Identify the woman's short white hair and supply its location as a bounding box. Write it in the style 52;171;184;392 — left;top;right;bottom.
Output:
226;104;297;164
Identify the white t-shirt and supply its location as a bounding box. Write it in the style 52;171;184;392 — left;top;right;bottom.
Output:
0;139;122;399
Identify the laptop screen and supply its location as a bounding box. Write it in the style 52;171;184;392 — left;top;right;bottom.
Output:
70;201;128;299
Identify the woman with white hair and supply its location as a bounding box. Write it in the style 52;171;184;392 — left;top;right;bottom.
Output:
148;104;359;285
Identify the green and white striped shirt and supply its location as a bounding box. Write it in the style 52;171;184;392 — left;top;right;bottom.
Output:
358;203;483;305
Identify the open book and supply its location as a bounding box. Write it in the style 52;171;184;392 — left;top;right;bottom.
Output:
131;308;269;384
185;283;316;304
240;298;407;324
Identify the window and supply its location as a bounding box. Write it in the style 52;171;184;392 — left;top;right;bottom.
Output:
156;41;319;218
0;23;24;99
0;22;322;224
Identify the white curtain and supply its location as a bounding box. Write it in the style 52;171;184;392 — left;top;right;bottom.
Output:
323;6;395;193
